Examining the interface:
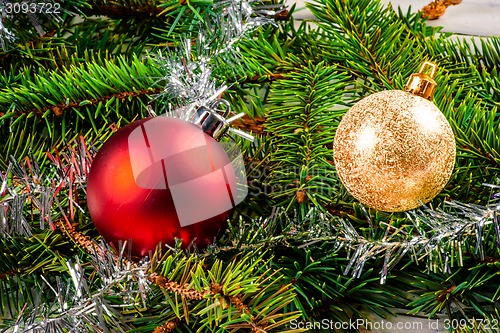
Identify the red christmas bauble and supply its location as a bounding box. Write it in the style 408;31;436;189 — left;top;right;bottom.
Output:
87;117;239;256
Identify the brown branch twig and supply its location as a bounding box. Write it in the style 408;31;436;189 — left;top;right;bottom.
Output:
0;270;20;280
54;220;102;255
54;220;138;269
420;0;462;20
48;88;164;116
148;274;209;300
153;319;181;333
437;285;456;303
232;115;266;135
4;87;163;118
149;275;270;332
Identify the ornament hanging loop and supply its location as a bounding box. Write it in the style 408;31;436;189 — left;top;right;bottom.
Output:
405;61;438;101
211;99;232;118
419;61;437;78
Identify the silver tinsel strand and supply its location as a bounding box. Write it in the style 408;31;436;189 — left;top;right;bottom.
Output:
332;198;500;283
12;243;150;333
0;137;93;236
153;0;284;120
223;195;500;285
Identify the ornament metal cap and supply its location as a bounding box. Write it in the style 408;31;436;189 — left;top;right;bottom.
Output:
193;99;255;142
194;99;231;140
404;61;437;101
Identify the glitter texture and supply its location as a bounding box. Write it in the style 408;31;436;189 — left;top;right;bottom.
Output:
333;90;456;212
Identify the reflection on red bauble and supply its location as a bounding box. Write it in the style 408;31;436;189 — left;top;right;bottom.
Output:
87;117;240;256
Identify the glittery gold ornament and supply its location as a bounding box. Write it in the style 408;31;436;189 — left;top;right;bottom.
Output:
333;62;456;212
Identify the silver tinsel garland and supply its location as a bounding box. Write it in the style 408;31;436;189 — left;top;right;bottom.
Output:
12;245;150;333
0;138;93;236
152;0;284;121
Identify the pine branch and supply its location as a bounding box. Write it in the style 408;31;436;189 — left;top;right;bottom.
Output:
54;219;104;254
265;62;350;211
0;55;161;114
9;253;150;332
46;87;164;117
149;252;303;332
2;0;500;331
0;18;146;70
307;0;420;89
0;56;161;167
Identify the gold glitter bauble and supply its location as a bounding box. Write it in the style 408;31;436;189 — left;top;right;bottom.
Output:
333;63;456;212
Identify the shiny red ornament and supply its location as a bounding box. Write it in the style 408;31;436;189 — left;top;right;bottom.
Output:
87;117;239;256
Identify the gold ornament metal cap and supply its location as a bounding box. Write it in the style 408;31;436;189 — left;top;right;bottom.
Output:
404;61;437;101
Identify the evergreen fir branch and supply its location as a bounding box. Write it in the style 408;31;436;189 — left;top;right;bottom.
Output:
0;1;287;75
234;23;295;83
148;251;302;332
0;55;161;114
441;35;500;74
426;36;500;109
227;22;298;117
0;231;77;319
442;89;500;201
149;274;209;300
82;1;201;48
307;0;434;90
265;62;350;212
0;55;159;167
0;0;287;166
403;261;500;321
43;86;163;117
0;15;152;70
